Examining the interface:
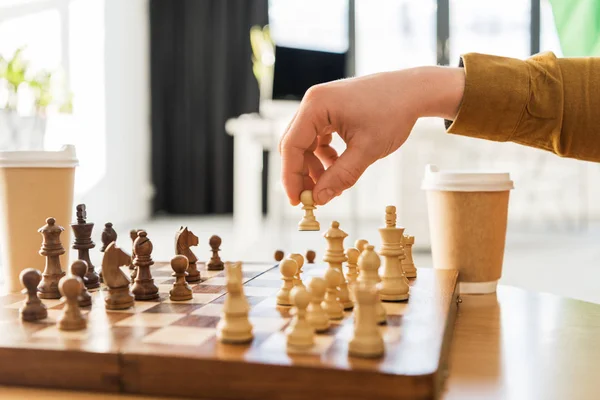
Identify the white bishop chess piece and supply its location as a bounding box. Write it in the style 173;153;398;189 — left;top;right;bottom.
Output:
217;262;253;344
378;206;410;301
357;245;387;325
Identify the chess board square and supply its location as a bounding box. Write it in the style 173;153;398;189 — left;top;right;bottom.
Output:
172;315;221;328
242;286;278;297
193;285;224;294
381;326;403;342
191;303;224;317
382;302;408;316
105;302;159;313
249;316;288;333
163;292;222;304
244;279;281;288
157;284;174;294
258;272;281;281
260;332;335;355
242;264;274;272
203;270;223;279
143;303;205;314
200;277;226;286
5;298;62;310
142;326;216;347
33;325;91;340
114;313;184;328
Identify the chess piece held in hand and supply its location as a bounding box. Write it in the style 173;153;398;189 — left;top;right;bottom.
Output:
170;255;193;301
207;235;224;271
298;190;320;231
70;260;92;307
19;268;48;321
57;276;87;331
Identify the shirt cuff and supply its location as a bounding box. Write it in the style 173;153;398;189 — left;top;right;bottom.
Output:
444;53;530;142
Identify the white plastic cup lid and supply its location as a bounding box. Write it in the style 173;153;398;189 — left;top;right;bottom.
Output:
421;164;514;192
0;144;78;168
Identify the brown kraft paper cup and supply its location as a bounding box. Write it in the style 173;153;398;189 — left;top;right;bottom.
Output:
0;145;77;293
422;164;513;294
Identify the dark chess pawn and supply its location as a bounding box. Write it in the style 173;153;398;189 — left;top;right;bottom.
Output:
169;255;193;301
306;250;316;264
70;260;92;307
37;217;66;299
274;250;285;265
19;268;48;321
57;276;87;331
207;235;224;271
131;231;159;300
71;204;100;289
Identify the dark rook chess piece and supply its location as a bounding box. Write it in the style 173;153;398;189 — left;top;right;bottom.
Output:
19;268;48;321
71;204;100;289
207;235;224;271
70;260;92;307
169;255;193;301
131;231;159;300
37;217;66;299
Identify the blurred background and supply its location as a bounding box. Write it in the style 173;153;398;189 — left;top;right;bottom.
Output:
0;0;598;302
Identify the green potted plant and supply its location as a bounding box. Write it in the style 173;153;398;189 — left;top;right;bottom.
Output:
0;47;72;150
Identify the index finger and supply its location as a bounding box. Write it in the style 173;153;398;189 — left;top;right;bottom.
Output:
280;106;321;206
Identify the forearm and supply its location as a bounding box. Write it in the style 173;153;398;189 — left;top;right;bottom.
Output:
443;52;600;162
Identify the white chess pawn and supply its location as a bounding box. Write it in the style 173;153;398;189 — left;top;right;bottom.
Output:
355;239;369;252
277;258;297;306
357;245;387;325
286;286;315;350
217;262;253;344
322;267;344;320
298;190;320;231
345;247;360;285
349;282;385;358
289;253;306;288
306;277;330;332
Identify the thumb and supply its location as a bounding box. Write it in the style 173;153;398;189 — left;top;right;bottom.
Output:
313;146;371;205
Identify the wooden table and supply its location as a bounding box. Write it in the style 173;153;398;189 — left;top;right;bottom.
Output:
2;285;599;400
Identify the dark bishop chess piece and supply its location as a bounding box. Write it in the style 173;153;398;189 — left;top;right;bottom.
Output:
100;222;119;283
37;217;66;299
71;204;100;289
169;255;193;301
57;276;87;331
175;226;201;283
19;268;48;321
207;235;224;271
102;242;135;310
70;260;92;307
131;231;159;300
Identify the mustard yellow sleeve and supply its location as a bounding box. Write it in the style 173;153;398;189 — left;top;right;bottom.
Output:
445;51;600;162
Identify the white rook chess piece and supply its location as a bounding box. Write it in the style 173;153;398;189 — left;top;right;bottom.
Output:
289;253;306;288
217;262;253;344
401;234;417;278
378;206;409;301
323;221;353;310
286;286;315;350
306;277;330;332
349;282;385;358
277;258;297;306
298;190;320;231
357;245;387;325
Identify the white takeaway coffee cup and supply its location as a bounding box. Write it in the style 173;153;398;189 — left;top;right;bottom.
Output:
422;164;514;294
0;145;78;293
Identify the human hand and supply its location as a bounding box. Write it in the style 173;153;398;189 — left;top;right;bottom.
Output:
278;66;464;206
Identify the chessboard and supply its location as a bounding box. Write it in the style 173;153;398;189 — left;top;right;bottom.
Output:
0;260;458;400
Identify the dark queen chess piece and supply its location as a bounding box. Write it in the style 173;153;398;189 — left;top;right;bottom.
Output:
37;217;66;299
131;231;159;300
207;235;224;271
71;204;100;289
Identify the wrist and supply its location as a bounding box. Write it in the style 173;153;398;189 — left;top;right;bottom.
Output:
410;66;465;120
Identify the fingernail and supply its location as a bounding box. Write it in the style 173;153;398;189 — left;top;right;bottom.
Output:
317;189;335;205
